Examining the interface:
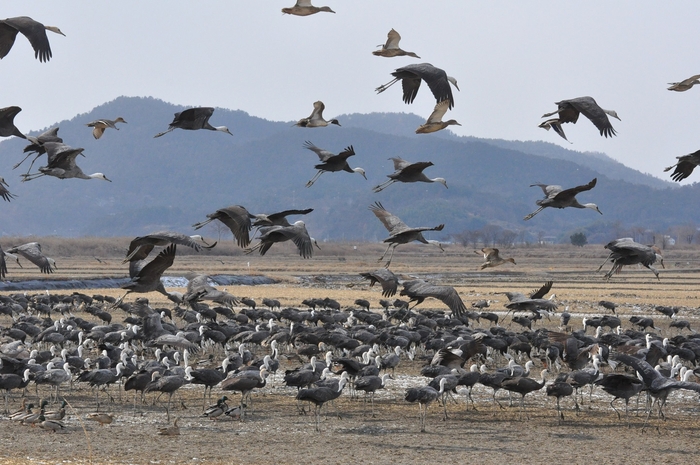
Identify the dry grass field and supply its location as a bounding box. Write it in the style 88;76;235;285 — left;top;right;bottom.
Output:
1;239;700;464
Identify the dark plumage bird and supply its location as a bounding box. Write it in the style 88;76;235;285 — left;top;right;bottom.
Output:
355;374;391;417
185;366;226;404
359;268;399;297
598;238;662;280
599;300;617;314
404;378;447;432
0;106;25;139
539;96;620;141
6;242;56;274
296;377;347;432
144;372;188;421
0;16;65;62
245;221;316;259
251;208;314;228
594;373;644;426
182;273;238;309
154;107;232;138
400;279;467;317
123;231;214;263
193;205;252;248
376;63;459;109
220;368;268;417
303;141;366;187
373;157;447;193
118;244;179;304
664;149;700;182
546;375;574;422
500;369;549;420
21;141;110;182
524;178;601;221
504;281;557;314
0;178;15;202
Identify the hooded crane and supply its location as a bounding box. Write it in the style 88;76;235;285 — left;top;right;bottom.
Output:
373;157;447;193
359;268;399;297
415;99;461;134
182;273;239;308
0;106;26;139
282;0;335;16
193;204;253;248
664;149;700;182
245;221;317;259
251;208;313;228
369;201;444;267
123;231;215;262
667;74;700;92
594;373;644;426
476;247;515;270
376;63;459;109
0;16;65;62
117;244;179;305
523;178;601;221
539;96;620;141
86;117;127;139
400;279;467;318
6;242;56;274
405;377;447;432
0;177;15;202
21;141;110;182
597;238;662;280
154;107;232;138
15;126;61;173
302;141;366;187
504;280;557;315
372;29;420;58
295;101;340;128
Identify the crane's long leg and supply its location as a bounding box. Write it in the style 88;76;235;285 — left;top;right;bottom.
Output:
523;206;545;221
305;171;325;188
372;179;396;193
375;78;400;94
154;127;175;138
610;398;621;420
192;217;215;230
596;252;614;272
384;245;398;268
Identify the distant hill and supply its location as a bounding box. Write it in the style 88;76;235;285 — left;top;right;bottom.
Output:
0;96;696;244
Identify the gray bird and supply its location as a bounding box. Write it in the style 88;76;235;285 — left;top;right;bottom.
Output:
154;107;232;138
0;177;15;202
540;96;620;141
21;141;110;182
6;242;56;274
123;231;215;263
664;149;700;182
400;279;467;317
118;243;179;304
303;141;366;187
245;221;317;259
0;106;25;139
0;16;65;62
282;0;335;16
359;268;399;297
373;157;446;193
193;205;252;248
598;238;662;280
15;126;61;172
524;178;601;221
376;63;459;109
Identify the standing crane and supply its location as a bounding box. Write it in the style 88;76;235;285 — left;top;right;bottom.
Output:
376;63;459;109
154;107;232;137
372;29;420;58
369;201;444;267
303;141;366;187
372;157;447;193
523;178;601;220
0;16;65;62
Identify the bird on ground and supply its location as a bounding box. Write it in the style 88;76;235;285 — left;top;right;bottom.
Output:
0;16;65;62
0;177;16;202
251;208;314;228
369;201;444;267
667;74;700;92
34;362;72;401
475;247;515;270
296;377;347;432
145;372;188;422
359;268;399;297
372;29;420;58
540;96;620;141
295;101;340;128
86;117;127;139
0;373;29;413
86;412;114;426
21;142;110;182
598;300;617;314
597;238;662;280
500;369;549;420
6;242;56;274
245;221;317;259
405;377;447;433
157;417;180;435
193;205;252;248
664;149;700;182
594;373;644;426
202;396;229;420
220;368;269;417
415;100;461;134
38;413;66;432
15;126;62;173
373;157;447;193
523;178;601;221
0;106;26;139
376;63;459;109
123;231;214;263
282;0;335;16
546;375;574;423
302;141;366;187
154;107;232;138
400;279;467;317
117;244;180;305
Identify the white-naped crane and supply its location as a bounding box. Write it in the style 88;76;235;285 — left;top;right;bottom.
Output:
21;141;110;182
664;149;700;182
415;99;461;134
302;141;365;187
295;101;340;128
597;238;663;281
667;74;700;92
6;242;56;274
372;29;420;58
0;16;65;62
369;201;444;267
524;178;601;221
193;204;253;248
373;157;447;193
376;63;459;109
282;0;335;16
539;96;620;141
86;117;126;139
154;107;232;138
475;247;515;270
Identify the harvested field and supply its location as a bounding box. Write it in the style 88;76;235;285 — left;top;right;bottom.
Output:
1;241;700;464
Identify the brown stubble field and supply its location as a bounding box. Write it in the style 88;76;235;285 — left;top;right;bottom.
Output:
2;239;700;464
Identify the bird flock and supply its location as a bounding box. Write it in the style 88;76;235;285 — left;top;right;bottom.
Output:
0;3;699;441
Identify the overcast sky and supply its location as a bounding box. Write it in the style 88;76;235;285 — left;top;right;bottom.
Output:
3;2;699;181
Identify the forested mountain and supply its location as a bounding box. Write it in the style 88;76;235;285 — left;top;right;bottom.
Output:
0;96;694;243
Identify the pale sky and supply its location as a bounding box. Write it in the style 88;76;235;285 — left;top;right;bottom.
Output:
3;2;699;181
